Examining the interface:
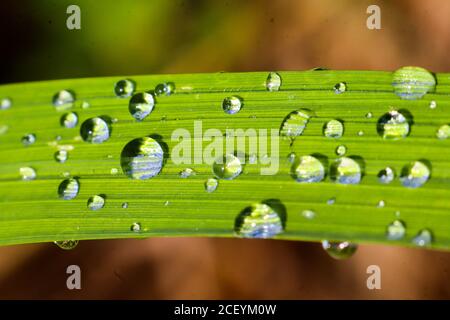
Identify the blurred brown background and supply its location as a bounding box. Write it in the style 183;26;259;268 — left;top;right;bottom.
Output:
0;0;449;299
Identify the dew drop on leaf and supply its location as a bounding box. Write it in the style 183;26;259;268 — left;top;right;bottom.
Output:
392;66;436;100
330;157;362;185
131;222;141;233
279;109;313;139
52;90;75;110
80;117;110;143
54;240;79;250
54;150;68;163
377;110;410;140
400;161;430;188
291;155;325;183
179;168;196;178
204;178;218;193
0;97;12;110
21;133;36;146
266;72;282;92
20;167;36;181
129;92;155;121
60;112;78;128
121;137;164;180
87;195;105;211
58;178;80;200
322;240;357;260
334;82;347;94
386;220;406;240
114;79;135;98
436;124;450;140
323;119;344;138
335;145;347;156
378;167;395;184
235;203;284;239
155;82;175;96
412;229;433;247
212;154;242;180
222;96;243;114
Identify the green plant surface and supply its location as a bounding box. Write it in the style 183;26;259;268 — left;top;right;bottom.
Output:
0;70;449;250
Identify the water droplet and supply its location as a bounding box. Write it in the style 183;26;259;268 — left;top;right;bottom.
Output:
335;145;347;156
322;240;357;260
327;197;336;205
87;195;105;211
330;157;362;185
179;168;195;178
222;96;243;114
378;167;395;184
266;72;282;91
301;210;316;220
429;100;437;109
21;133;36;146
80;101;90;109
279;109;313;139
1;97;12;110
291;155;325;183
357;130;364;136
377;200;385;208
20;167;36;181
235;203;284;238
60;112;78;128
121;137;164;180
114;79;135;98
131;222;141;233
392;66;436;100
58;178;80;200
52;90;75;110
323;120;344;138
377;110;410;139
212;154;242;180
122;202;129;209
365;112;373;119
110;168;119;175
155;82;175;96
436;124;450;140
412;229;433;247
54;240;78;250
204;178;219;193
128;92;155;121
0;125;8;135
334;82;347;94
400;161;430;188
287;152;296;163
386;220;406;240
80;117;110;143
54;150;68;163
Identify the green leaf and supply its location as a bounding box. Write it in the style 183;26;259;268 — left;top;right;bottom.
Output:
0;70;449;251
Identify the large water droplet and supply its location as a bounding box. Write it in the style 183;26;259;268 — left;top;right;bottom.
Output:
129;92;155;121
386;220;406;240
378;167;395;184
222;96;243;114
400;161;430;188
279;109;313;139
121;137;164;180
323;120;344;138
291;155;325;183
52;90;75;110
55;150;68;163
60;112;78;128
334;82;347;94
266;72;282;92
412;229;433;247
392;66;436;100
114;79;135;98
87;195;105;211
54;240;79;250
330;157;362;184
235;203;284;238
377;110;410;139
21;133;36;146
155;82;175;96
322;240;357;259
205;178;219;193
80;117;110;143
20;167;36;181
1;97;12;110
58;178;80;200
212;154;242;180
436;124;450;140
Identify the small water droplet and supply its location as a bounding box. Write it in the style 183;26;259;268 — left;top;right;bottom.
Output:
235;203;284;238
429;100;437;109
412;229;433;247
357;130;364;136
436;124;450;140
114;79;135;98
155;82;175;96
204;178;219;193
287;152;296;163
334;82;347;94
377;110;410;139
110;168;119;175
0;125;9;135
131;222;141;233
122;202;128;209
392;66;436;100
1;97;12;110
121;137;164;180
377;200;385;208
128;92;155;121
266;72;282;92
20;167;36;181
179;168;196;178
327;197;336;205
400;161;430;188
291;155;325;183
222;96;243;114
330;157;362;185
52;90;75;110
80;101;90;109
301;209;316;220
365;112;373;119
87;195;105;211
322;240;357;259
58;178;80;200
164;200;170;206
54;150;68;163
54;240;78;250
80;117;110;143
378;167;395;184
21;133;36;146
386;220;406;240
60;112;78;128
323;120;344;138
212;154;242;180
335;145;347;156
279;109;313;139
